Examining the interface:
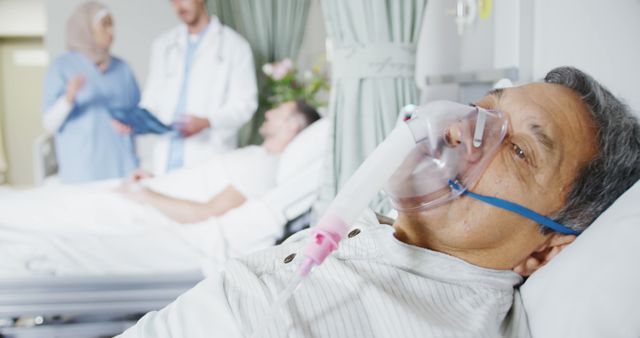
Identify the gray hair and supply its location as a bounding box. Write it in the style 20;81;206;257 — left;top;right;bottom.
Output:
544;66;640;232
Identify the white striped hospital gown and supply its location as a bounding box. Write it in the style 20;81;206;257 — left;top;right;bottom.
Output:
119;209;531;338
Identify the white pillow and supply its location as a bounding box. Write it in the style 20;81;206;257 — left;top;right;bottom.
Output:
521;180;640;338
276;118;329;185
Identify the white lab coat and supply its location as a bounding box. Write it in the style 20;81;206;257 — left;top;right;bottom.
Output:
142;16;258;174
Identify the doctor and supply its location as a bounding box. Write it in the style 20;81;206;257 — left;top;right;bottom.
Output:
142;0;257;174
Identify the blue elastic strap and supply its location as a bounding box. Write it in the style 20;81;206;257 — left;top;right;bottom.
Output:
448;180;580;235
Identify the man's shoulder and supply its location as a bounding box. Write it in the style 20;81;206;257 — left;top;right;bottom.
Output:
223;209;385;281
214;20;251;52
221;26;249;46
224;231;306;279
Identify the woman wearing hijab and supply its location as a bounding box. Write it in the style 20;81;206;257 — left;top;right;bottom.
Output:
42;1;139;183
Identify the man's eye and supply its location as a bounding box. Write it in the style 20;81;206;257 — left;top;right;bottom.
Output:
511;143;526;159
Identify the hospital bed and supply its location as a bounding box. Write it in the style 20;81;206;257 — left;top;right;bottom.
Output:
14;119;640;337
0;271;202;338
0;120;330;337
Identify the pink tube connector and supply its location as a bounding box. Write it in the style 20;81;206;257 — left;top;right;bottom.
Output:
299;214;347;276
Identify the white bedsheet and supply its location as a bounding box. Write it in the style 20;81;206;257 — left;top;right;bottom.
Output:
0;144;285;277
0;181;279;277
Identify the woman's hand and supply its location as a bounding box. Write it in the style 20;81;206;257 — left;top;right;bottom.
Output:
111;119;133;134
65;75;85;104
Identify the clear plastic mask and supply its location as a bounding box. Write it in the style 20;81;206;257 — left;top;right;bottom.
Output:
384;101;509;212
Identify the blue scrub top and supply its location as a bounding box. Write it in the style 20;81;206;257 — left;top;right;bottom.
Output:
43;52;140;183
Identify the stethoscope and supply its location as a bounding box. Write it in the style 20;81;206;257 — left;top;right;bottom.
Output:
164;23;225;77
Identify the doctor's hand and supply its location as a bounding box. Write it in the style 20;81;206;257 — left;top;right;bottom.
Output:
178;115;210;137
65;75;85;104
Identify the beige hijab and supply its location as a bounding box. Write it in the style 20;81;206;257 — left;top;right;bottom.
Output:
66;1;111;67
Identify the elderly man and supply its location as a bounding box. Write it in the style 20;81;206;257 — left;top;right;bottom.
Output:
118;67;640;337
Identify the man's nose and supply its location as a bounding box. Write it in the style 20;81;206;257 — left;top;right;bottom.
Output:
443;123;463;147
444;122;481;157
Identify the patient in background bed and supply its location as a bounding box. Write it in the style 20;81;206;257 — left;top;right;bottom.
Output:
0;99;320;227
119;67;640;338
0;99;320;276
116;99;321;223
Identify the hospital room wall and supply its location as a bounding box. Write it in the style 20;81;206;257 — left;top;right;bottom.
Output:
532;0;640;115
416;0;640;115
415;0;462;103
415;0;524;103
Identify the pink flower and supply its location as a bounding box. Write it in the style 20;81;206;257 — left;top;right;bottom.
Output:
271;58;293;80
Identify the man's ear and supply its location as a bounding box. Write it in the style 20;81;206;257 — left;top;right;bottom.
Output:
512;233;576;276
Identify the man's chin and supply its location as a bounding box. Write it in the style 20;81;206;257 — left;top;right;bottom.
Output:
179;13;197;24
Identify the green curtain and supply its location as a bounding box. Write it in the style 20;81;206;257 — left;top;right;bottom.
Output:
314;0;427;215
207;0;312;145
